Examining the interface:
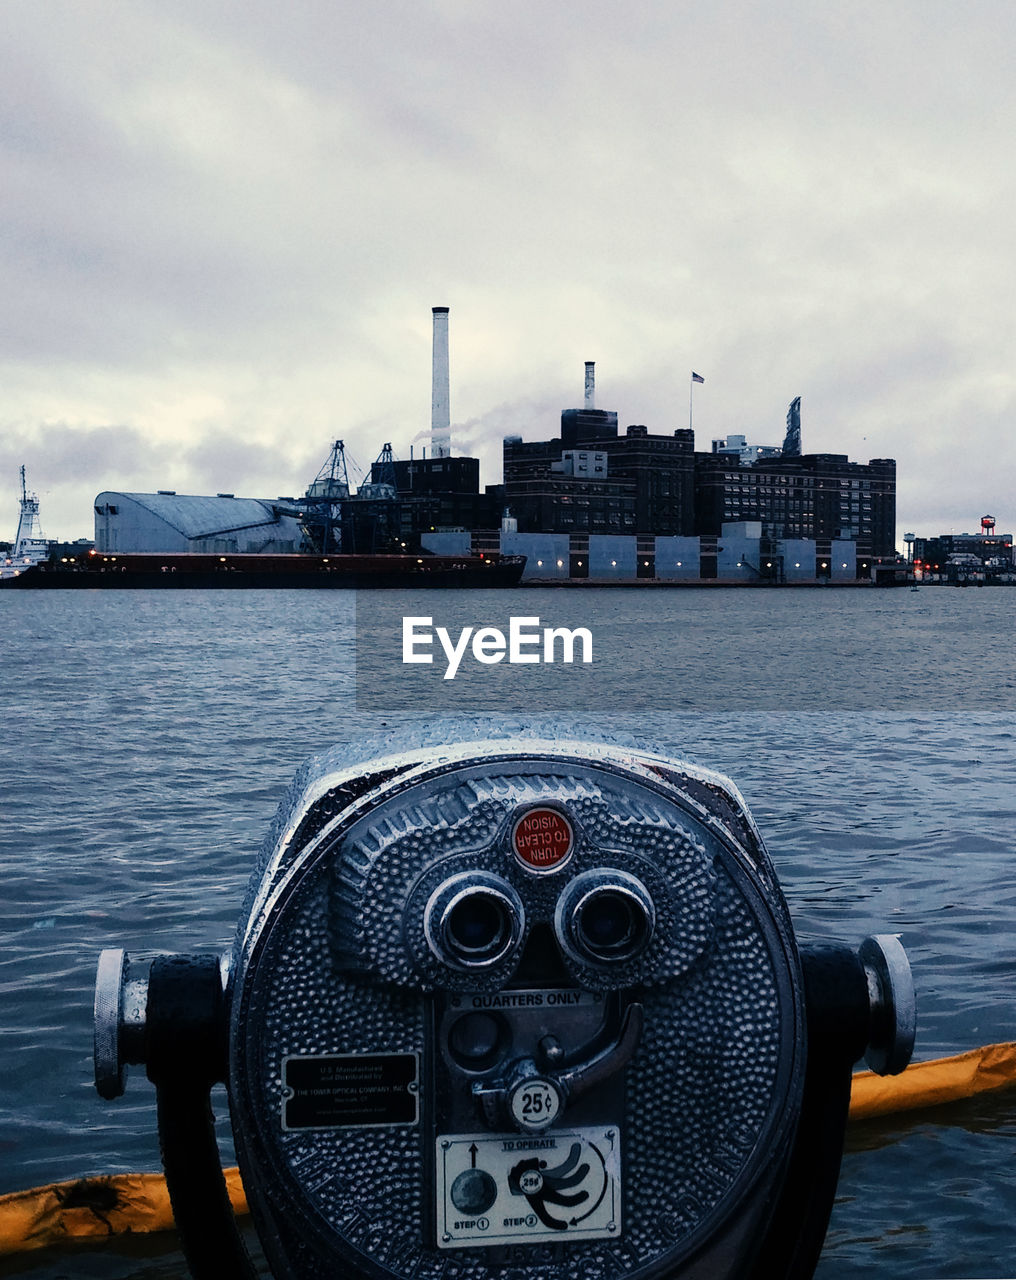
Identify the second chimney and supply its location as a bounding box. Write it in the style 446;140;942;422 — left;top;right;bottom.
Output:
584;361;595;410
431;307;451;459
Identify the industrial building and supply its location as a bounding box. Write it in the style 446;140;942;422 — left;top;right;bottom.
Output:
502;364;897;563
913;518;1013;580
424;524;865;584
711;434;783;465
309;310;502;550
694;451;897;560
368;452;503;540
92;309;503;558
503;363;696;537
90;308;901;583
93;492;304;554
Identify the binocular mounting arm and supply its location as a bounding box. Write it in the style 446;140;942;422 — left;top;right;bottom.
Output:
94;950;256;1280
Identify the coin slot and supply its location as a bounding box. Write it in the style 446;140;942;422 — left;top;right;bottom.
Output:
447;1011;510;1071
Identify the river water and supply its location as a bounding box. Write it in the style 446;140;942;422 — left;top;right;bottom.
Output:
1;586;1015;1278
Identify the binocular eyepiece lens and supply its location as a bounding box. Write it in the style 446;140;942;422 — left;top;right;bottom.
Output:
577;889;643;954
558;871;655;966
445;892;510;959
425;874;525;971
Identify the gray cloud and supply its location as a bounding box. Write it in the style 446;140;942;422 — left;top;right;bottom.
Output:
180;431;321;496
1;1;1013;540
0;422;168;483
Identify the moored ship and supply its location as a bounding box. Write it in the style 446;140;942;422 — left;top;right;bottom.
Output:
1;467;50;580
0;548;526;589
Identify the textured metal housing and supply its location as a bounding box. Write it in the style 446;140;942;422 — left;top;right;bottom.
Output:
227;720;806;1280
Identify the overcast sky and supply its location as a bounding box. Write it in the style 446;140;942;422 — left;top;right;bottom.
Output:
2;1;1013;543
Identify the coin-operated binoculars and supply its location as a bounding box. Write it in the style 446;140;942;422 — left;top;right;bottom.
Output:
94;727;915;1280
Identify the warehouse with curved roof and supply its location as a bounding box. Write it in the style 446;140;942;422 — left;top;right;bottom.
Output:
93;492;304;554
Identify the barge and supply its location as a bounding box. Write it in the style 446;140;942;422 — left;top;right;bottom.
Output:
0;550;527;590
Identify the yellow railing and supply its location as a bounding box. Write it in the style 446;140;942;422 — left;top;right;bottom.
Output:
849;1040;1016;1119
4;1042;1016;1256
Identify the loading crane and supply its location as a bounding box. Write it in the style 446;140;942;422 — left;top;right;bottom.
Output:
299;441;403;555
299;441;350;554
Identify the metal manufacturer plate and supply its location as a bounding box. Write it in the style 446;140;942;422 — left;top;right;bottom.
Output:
436;1127;621;1248
282;1052;419;1130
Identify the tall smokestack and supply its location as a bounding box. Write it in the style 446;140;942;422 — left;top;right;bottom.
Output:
431;306;451;459
584;361;595;409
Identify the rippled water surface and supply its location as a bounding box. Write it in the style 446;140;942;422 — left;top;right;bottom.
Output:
2;587;1015;1279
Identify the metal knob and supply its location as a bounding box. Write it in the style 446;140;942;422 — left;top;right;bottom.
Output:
93;948;149;1099
859;934;916;1076
94;948;128;1099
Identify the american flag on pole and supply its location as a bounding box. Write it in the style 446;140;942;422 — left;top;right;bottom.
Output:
691;371;705;383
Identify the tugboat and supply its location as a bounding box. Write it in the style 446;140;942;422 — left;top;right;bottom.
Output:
0;467;50;580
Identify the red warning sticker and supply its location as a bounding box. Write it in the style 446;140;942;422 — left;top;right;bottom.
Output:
511;808;574;871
